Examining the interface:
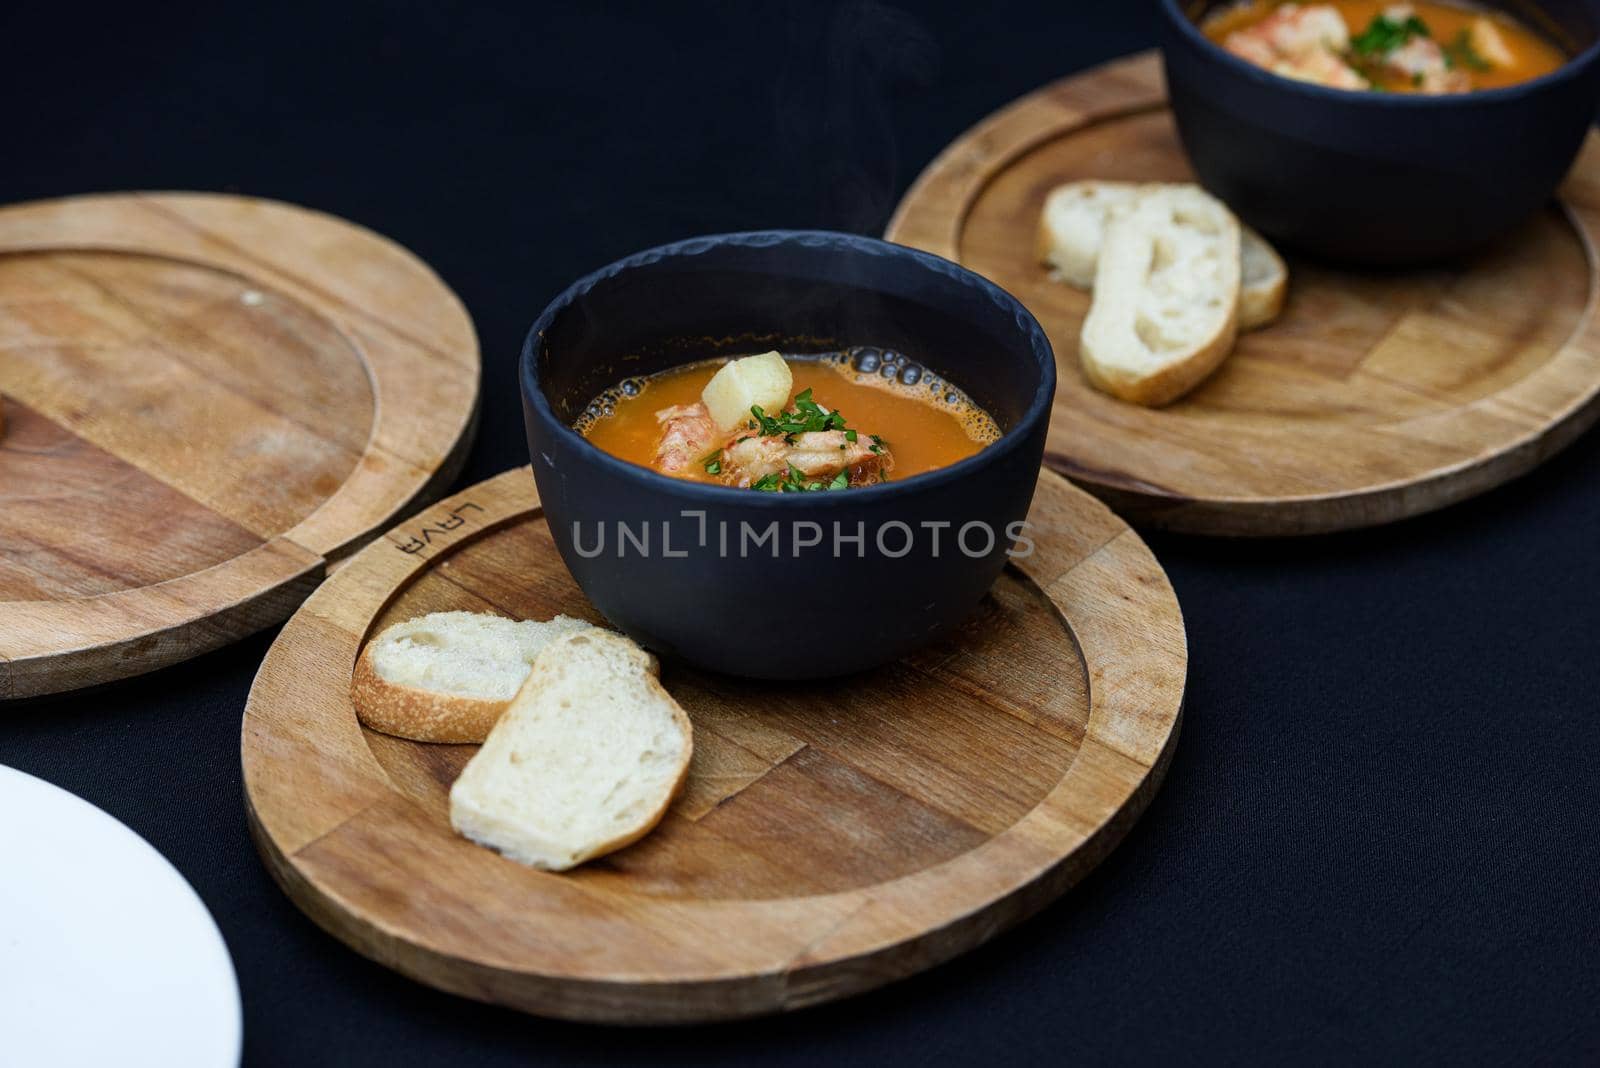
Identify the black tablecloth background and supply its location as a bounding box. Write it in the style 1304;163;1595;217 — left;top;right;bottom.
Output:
3;2;1597;1064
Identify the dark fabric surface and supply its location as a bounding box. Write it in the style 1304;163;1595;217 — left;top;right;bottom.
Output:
3;1;1598;1064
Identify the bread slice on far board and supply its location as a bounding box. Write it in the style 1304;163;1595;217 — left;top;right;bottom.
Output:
352;611;595;743
1037;179;1286;331
1079;185;1241;407
1239;228;1288;329
449;629;692;872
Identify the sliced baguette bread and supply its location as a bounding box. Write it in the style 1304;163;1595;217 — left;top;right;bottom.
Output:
1238;226;1288;330
1037;179;1286;331
449;628;692;871
352;611;596;743
1079;185;1241;407
1036;180;1142;287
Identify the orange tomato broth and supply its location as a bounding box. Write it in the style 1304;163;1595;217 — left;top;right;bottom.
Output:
1203;1;1566;90
578;355;999;486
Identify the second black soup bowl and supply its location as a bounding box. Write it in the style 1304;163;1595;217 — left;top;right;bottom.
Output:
522;231;1055;680
1161;0;1600;265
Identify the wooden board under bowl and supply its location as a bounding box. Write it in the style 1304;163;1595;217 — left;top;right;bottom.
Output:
0;193;479;697
886;51;1600;536
241;466;1187;1024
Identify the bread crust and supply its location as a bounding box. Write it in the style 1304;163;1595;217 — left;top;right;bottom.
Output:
1240;278;1286;331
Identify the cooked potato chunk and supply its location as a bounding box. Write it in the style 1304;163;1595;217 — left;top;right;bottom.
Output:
701;351;793;431
1469;16;1516;67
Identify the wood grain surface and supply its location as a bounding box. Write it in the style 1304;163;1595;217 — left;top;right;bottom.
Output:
885;51;1600;535
0;193;479;697
241;465;1187;1024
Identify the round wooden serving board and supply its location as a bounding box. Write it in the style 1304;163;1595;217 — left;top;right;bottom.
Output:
0;193;479;697
241;466;1186;1024
886;52;1600;536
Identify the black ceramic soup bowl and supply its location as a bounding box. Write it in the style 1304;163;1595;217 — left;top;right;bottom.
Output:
521;231;1054;680
1160;0;1600;265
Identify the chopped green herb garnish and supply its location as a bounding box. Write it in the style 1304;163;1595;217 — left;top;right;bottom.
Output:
749;388;854;440
1351;13;1430;56
749;462;854;493
701;449;722;475
845;429;858;442
790;464;821;493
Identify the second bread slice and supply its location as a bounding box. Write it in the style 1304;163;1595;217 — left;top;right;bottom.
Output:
449;629;692;871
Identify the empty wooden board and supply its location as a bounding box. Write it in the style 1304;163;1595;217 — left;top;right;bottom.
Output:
0;192;479;697
241;465;1186;1024
886;51;1600;535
